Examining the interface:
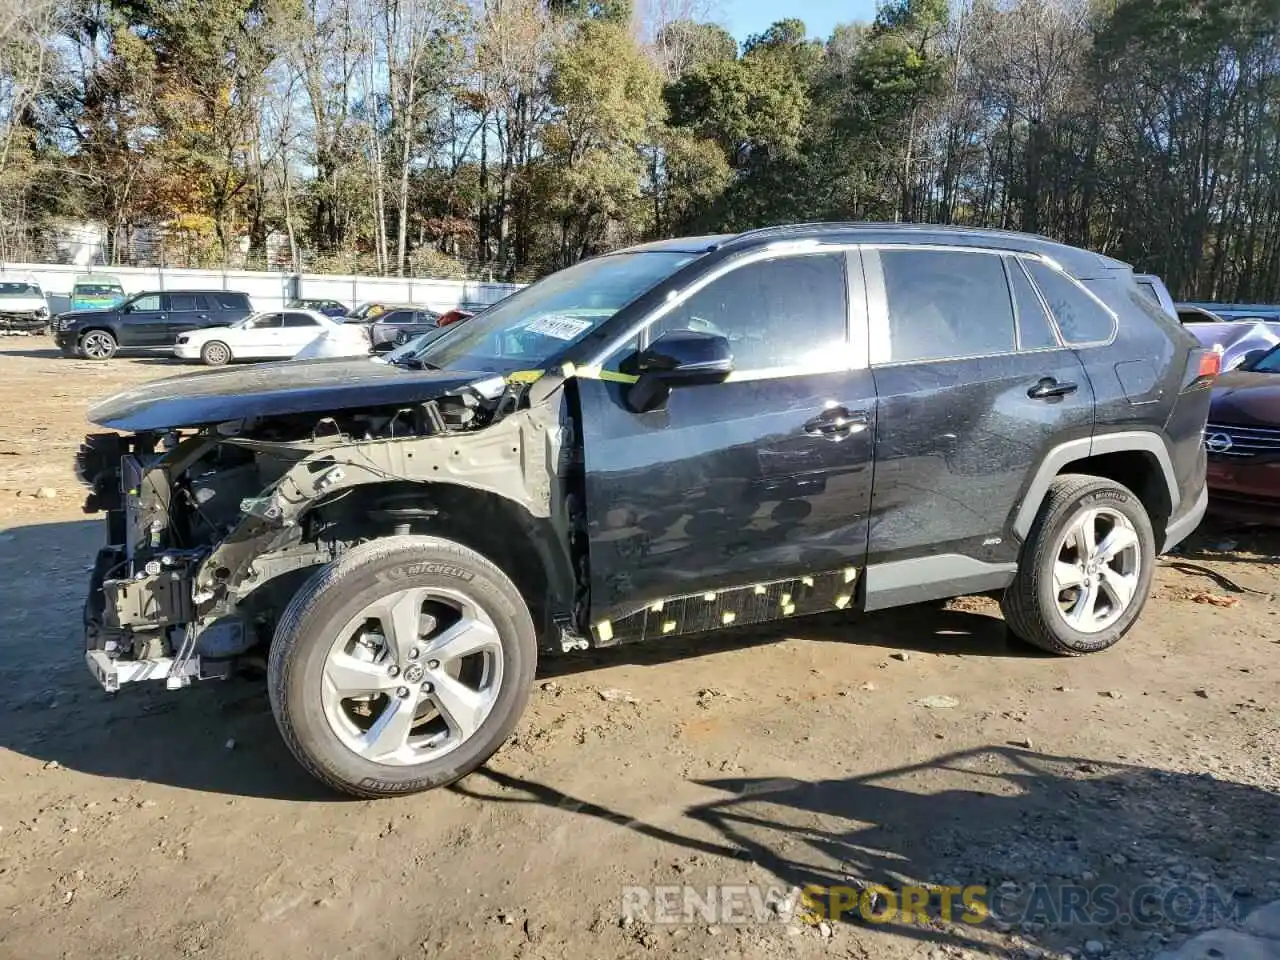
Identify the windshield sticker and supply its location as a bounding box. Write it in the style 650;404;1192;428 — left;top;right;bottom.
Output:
525;314;593;340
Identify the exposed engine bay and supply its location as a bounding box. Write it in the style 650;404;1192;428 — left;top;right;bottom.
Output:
76;372;583;693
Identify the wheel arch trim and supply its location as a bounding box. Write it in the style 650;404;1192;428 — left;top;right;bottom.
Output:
1012;431;1180;541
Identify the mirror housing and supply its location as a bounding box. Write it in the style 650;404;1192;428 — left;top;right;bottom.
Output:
636;329;733;381
626;330;733;413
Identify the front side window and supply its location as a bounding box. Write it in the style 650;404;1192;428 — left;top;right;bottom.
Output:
1026;261;1116;344
244;313;282;330
412;251;698;373
130;294;161;312
879;250;1016;362
641;253;849;372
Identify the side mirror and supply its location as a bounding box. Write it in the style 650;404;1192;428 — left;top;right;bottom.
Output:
636;329;733;381
626;330;733;412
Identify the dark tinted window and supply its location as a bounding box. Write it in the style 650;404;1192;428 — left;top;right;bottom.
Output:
282;312;319;327
130;294;160;312
1008;258;1060;350
214;292;249;310
381;310;415;324
1026;262;1115;344
169;294;198;311
650;253;848;371
880;250;1015;362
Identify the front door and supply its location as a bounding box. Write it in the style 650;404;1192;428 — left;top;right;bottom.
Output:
861;247;1096;608
578;249;877;644
237;312;283;356
120;294;167;347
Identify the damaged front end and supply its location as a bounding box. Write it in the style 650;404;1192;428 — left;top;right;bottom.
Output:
76;361;582;693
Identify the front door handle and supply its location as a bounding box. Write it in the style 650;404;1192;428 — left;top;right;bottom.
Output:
804;406;870;440
1028;377;1078;400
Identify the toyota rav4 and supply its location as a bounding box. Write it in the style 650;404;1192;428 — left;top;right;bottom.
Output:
74;224;1214;797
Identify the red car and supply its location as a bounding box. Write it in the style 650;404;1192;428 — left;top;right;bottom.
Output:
1204;342;1280;523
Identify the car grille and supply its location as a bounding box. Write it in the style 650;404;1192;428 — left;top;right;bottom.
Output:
1203;422;1280;458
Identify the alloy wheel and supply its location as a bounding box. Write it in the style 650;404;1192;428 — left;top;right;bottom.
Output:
80;332;114;359
1052;507;1142;634
320;587;504;766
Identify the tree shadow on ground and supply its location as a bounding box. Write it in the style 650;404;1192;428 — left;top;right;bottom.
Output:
460;749;1279;958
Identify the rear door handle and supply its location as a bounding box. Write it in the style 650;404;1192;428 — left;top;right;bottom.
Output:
1028;377;1078;399
804;406;870;439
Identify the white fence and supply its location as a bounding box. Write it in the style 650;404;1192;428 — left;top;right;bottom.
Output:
0;261;525;316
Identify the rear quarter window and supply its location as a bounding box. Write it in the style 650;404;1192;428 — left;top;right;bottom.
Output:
214;293;250;310
1026;262;1117;345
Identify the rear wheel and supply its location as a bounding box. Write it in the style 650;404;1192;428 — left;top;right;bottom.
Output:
79;330;117;360
268;536;537;798
1002;474;1155;655
200;340;231;366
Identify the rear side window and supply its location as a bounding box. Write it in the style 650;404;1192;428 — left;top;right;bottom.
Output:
1007;258;1060;350
879;249;1015;362
1026;262;1116;345
169;294;198;311
282;312;319;327
214;293;249;310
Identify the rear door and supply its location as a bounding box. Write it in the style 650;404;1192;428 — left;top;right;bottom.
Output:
279;311;324;355
577;248;877;644
165;293;207;341
861;247;1095;608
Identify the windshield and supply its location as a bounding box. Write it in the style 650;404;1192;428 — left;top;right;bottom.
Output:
0;282;40;297
1247;344;1280;373
405;252;696;372
74;284;122;296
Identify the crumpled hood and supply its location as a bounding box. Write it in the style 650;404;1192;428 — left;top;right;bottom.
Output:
88;358;496;432
1209;369;1280;426
0;295;47;313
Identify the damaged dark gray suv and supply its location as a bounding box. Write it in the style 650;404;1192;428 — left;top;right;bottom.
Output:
75;224;1215;797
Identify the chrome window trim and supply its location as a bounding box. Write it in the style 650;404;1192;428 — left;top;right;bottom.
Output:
1004;254;1066;351
586;241;868;377
861;243;1117;366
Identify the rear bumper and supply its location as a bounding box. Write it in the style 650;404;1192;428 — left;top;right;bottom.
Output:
1163;484;1208;552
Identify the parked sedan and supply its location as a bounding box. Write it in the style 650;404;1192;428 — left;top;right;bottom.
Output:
287;298;349;318
368;307;442;350
174;309;336;365
1204;342;1280;524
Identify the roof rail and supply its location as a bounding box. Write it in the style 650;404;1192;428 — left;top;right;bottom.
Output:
719;220;1059;248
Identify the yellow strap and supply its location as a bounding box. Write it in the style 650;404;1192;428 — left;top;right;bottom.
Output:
505;369;545;384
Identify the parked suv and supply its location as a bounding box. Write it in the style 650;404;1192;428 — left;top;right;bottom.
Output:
55;290;253;359
73;224;1213;797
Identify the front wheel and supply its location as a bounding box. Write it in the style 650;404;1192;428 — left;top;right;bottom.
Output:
79;330;118;360
200;340;231;366
268;536;537;798
1001;474;1156;655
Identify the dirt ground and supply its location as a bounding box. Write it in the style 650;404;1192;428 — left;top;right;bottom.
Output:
0;338;1276;960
